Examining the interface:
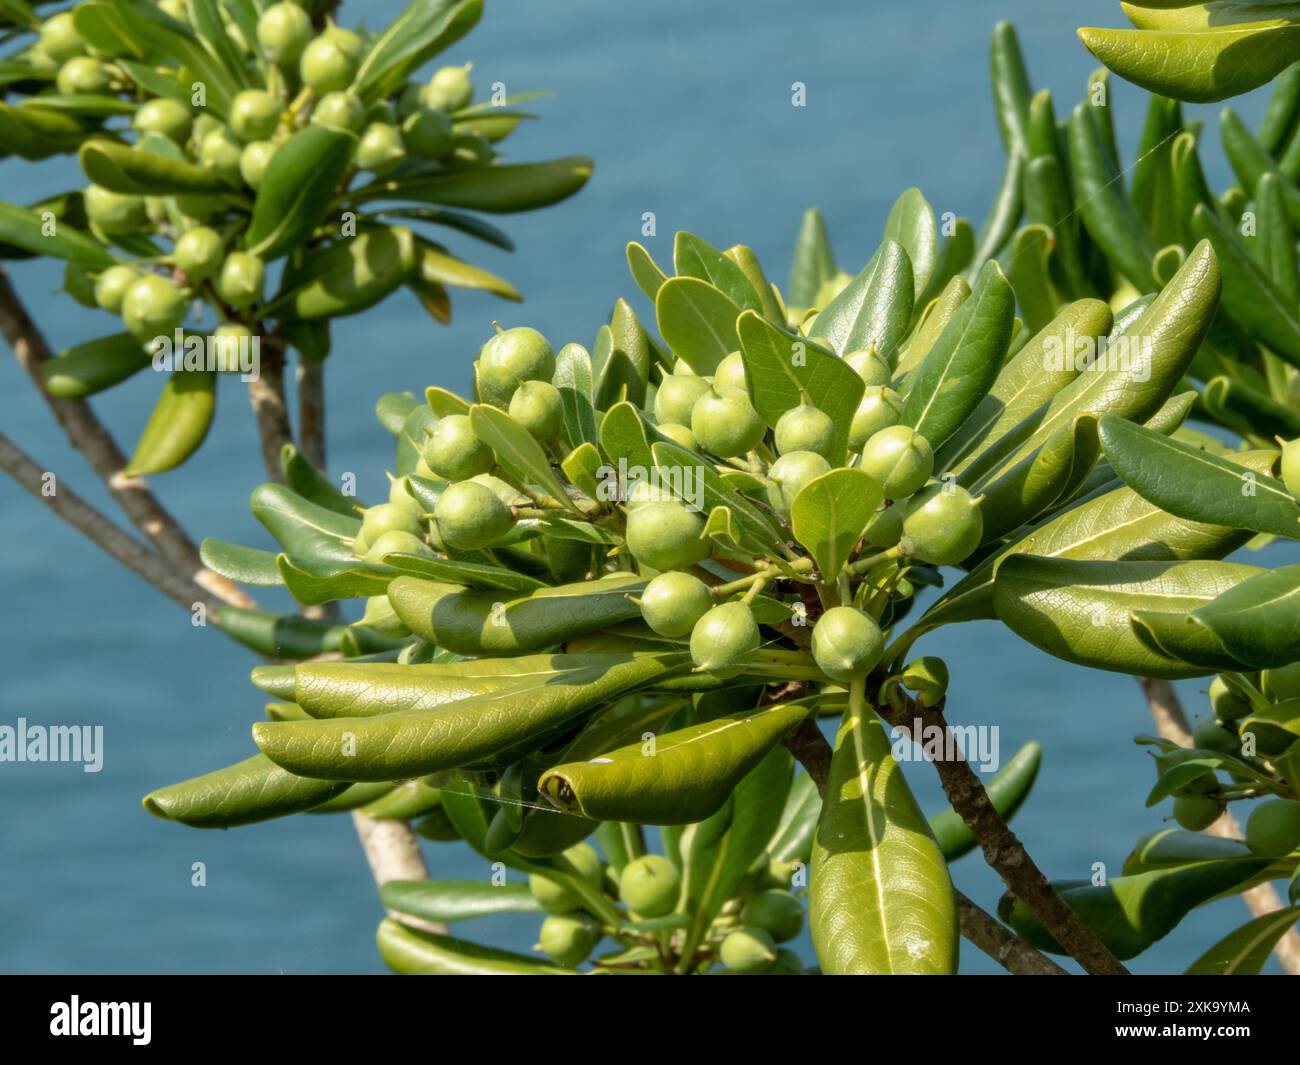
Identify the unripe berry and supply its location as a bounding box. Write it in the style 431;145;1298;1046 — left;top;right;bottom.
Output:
812;606;884;683
84;185;147;235
239;140;277;189
422;64;473;112
1208;676;1251;722
312;90;365;132
364;529;431;564
528;843;603;912
121;274;186;341
509;380;564;443
211;323;254;372
691;388;765;458
690;601;760;674
300;34;360;93
849;387;904;452
618;854;680;917
1173;794;1220;832
844;348;891;387
899;483;983;566
173;227;223;283
1244;799;1300;857
422;414;494;481
639;571;712;638
719;926;777;974
359;502;421;544
356;122;404;174
774;403;835;458
740;889;803;943
434;480;514;550
93;264;139;313
1192;717;1240;755
216;251;265;309
199;126;244;182
39;13;85;63
653;373;711;426
257;2;313;63
766;450;831;518
624;479;675;511
712;351;748;393
133;98;193;143
230;89;283;140
401;107;454;159
478;326;555;407
858;425;934;499
537;913;601;968
1282;437;1300;501
57;56;108;95
625;501;709;572
656;423;696;449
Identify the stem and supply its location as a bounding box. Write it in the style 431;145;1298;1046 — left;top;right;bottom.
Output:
1137;677;1300;975
351;810;446;935
878;696;1129;976
0;268;252;608
297;358;327;471
780;709;1067;976
248;332;293;483
619;822;647;862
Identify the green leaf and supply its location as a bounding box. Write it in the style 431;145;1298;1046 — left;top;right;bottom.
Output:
990;20;1033;157
993;557;1261;679
768;771;821;864
253;653;686;780
626;240;669;303
245;126;356;261
654;276;741;375
381;554;545;593
674;231;761;312
186;0;255;91
928;741;1041;862
1099;415;1300;539
351;156;594;213
901;259;1015;450
1186;905;1300;975
599;401;654;471
469;403;574;509
814;240;914;357
416;240;520;301
198;538;283;587
109;0;237;115
143;754;348;828
538;701;808;825
788;207;836;309
380;879;541;922
386;573;646;656
791;470;882;580
809;702;958;974
999;858;1273;960
40;332;152;398
79;139;229;195
353;0;482;101
250;482;360;563
0;202;115;269
882;187;937;301
736;310;864;464
73;2;148;59
276;555;392;606
1007;224;1059;335
377;918;577;975
213;605;347;659
124;370;216;476
1185;564;1300;669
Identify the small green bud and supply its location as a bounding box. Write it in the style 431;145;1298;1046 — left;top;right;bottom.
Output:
900;656;949;707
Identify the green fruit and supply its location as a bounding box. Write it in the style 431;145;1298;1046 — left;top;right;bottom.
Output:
862;501;903;548
216;252;265;309
1244;799;1300;857
422;414;494;481
508;380;564;443
434;480;514;550
63;260;97;308
618;854;681;917
657;423;696;449
478;326;555;405
1262;662;1300;703
312;90;365;132
719;926;777;974
173;227;223;283
422;63;473;112
358;594;410;638
901;656;949;707
211;323;254;372
300;35;360;93
774;404;835;458
653;374;711;426
199;126;244;182
639;571;712;638
230;89;282;141
401;108;454;159
536;913;601;968
768;948;804;975
625;479;675;510
739;889;803;943
528;843;603;912
812;606;884;683
626;501;710;572
844;348;891;387
133;98;193;143
257;2;313;64
1193;717;1240;754
387;475;424;514
356;122;404;174
859;425;934;499
1209;676;1251;722
239;140;277;189
713;351;748;393
359;502;421;544
93;265;139;313
39;13;85;63
1281;437;1300;501
364;529;431;564
690;601;760;674
766;450;831;517
848;386;904;452
121;274;186;341
57;57;108;96
691;389;766;458
84;185;147;235
900;483;983;566
1172;794;1221;832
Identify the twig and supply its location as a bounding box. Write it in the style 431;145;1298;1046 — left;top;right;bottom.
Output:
880;697;1130;976
0;433;220;612
248;332;293;483
783;709;1067;975
1138;677;1300;975
0;268;252;608
350;813;446;935
297;358;327;471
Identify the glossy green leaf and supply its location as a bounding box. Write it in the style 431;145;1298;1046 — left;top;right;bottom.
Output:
143;754;348;828
469;402;575;510
1186;905;1300;975
896;274;970;375
1185;564;1300;669
245;126;355;260
1008;224;1060;335
0;201;115;269
80;139;227;195
198;537;283;587
277;555;391;606
993;556;1261;678
1099;415;1300;539
214;605;347;659
353;156;594;213
883;187;937;300
595;300;651;409
377;918;576;974
384;554;545;593
354;0;481;100
554;342;598;448
674;231;761;312
990;21;1034;157
380;879;541;923
250;482;360;563
768;771;821;864
815;240;914;358
788;207;837;309
40;332;152;398
124;370;215;476
654;276;741;375
810;703;958;974
538;701;807;825
626;240;669;303
791;470;882;580
966;149;1023;279
272;227;417;320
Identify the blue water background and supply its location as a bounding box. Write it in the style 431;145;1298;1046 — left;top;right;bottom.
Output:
2;0;1295;974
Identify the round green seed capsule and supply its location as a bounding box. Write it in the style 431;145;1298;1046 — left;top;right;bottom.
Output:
133;98;194;143
401;108;454;159
1244;798;1300;857
618;854;680;917
537;913;601;968
862;501;904;548
356;122;405;174
656;423;696;449
811;606;884;683
238;140;277;189
39;13;86;63
359;501;421;544
230;89;283;141
719;926;777;974
1192;717;1240;755
508;380;564;443
93;264;139;313
1208;676;1251;722
121;274;186;341
300;34;361;93
690;601;760;674
739;889;803;943
199;126;244;182
422;63;473;112
173;226;223;283
216;251;265;309
899;482;983;566
844;348;891;387
363;530;431;564
312;90;365;132
1173;794;1220;832
774;404;835;458
84;185;147;235
422;414;494;481
625;501;709;572
848;387;904;452
691;388;766;458
478;326;554;407
639;571;712;638
712;351;748;394
57;56;109;95
858;425;934;499
433;480;514;551
653;374;711;426
257;2;313;64
766;450;831;518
